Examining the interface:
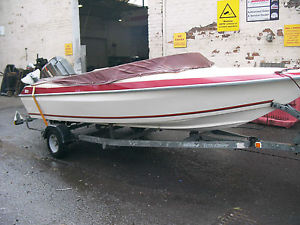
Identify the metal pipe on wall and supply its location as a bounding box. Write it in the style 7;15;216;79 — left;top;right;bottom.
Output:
162;0;167;56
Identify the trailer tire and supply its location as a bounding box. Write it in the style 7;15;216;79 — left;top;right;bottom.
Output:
46;126;69;158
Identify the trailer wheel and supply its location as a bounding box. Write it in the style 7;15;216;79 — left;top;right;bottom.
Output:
46;127;68;158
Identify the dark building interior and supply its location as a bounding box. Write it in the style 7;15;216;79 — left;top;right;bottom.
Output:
79;0;148;71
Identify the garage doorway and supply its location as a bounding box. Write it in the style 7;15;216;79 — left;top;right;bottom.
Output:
79;0;148;72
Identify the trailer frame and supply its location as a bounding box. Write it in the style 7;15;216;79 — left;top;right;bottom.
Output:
13;102;300;158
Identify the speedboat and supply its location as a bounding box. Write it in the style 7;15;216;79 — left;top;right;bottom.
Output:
19;53;300;131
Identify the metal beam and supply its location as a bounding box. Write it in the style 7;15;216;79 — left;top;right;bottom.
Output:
271;102;300;120
78;134;251;150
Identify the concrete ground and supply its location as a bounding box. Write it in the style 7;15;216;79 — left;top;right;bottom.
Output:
1;96;300;225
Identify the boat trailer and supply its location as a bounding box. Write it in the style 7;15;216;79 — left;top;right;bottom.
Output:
14;102;300;158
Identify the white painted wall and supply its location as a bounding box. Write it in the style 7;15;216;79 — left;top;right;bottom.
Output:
148;0;300;67
148;0;164;59
0;0;81;72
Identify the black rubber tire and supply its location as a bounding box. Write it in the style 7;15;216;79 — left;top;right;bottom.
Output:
46;128;67;158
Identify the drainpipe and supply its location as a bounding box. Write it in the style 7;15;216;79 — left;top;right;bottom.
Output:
71;0;82;73
162;0;167;56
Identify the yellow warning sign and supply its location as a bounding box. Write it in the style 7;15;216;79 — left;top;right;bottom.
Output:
65;43;73;56
220;3;236;18
174;33;187;48
284;24;300;47
217;0;239;32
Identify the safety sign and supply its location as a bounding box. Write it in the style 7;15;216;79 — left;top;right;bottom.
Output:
217;0;239;32
173;33;187;48
65;43;73;56
247;0;279;22
284;24;300;47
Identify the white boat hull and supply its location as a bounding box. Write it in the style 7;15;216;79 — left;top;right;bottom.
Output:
20;67;300;130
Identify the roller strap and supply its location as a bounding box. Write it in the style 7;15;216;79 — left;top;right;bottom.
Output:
32;86;48;126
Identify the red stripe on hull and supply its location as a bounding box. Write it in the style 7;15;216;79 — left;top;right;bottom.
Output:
28;100;273;120
21;74;290;95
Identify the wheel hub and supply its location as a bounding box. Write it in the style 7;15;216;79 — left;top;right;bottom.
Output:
49;134;59;153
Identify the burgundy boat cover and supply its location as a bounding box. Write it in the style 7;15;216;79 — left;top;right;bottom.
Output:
47;52;213;86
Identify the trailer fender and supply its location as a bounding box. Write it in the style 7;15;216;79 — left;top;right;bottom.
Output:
43;124;74;145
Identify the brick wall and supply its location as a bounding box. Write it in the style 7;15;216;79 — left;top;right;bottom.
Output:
148;0;300;67
0;0;81;72
148;0;163;58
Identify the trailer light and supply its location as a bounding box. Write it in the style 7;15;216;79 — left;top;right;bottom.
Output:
255;142;262;148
